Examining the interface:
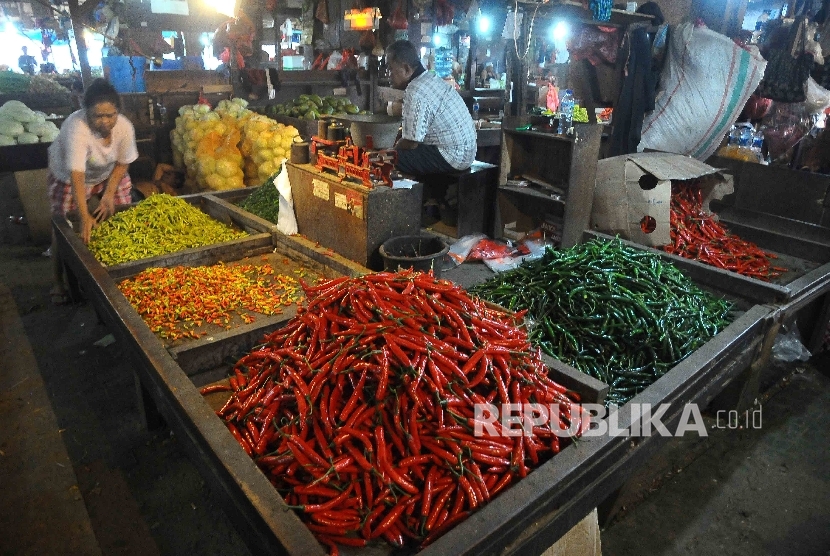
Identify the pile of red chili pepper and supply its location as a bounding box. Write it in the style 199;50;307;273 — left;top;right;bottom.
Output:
201;271;584;554
119;262;302;341
663;183;787;281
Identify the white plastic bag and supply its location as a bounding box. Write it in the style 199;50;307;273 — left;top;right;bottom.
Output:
805;77;830;115
771;322;811;363
274;160;298;235
326;51;343;70
482;239;550;273
447;234;487;266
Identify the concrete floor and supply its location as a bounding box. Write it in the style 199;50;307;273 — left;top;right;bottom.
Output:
1;173;829;555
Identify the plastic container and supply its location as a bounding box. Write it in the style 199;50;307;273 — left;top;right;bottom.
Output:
472;101;480;120
558;89;574;135
379;234;449;277
102;56;146;93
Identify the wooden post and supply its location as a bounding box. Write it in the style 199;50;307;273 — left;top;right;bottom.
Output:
466;27;477;91
252;0;264;67
67;0;93;89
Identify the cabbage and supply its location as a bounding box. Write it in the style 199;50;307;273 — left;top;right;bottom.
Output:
16;132;40;144
0;100;28;114
32;111;47;123
0;119;25;137
6;108;37;123
26;121;52;137
41;129;59;142
0;135;16;146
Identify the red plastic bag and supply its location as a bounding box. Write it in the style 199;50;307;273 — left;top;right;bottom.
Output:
567;24;621;66
741;94;773;121
390;0;408;30
315;0;330;25
468;239;517;261
434;0;453;26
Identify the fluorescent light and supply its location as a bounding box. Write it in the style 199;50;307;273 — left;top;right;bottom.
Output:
206;0;237;18
478;15;491;34
433;34;441;46
552;21;570;41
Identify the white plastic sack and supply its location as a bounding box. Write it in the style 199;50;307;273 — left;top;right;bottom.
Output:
274;160;298;235
639;23;767;160
326;51;343;70
805;77;830;115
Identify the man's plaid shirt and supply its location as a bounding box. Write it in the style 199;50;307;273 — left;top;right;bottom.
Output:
402;71;477;170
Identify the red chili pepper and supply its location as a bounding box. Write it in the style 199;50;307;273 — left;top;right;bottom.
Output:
370;501;408;539
227;423;253;456
202;271;582;552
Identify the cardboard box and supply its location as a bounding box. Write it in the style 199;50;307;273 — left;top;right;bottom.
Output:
590;153;733;247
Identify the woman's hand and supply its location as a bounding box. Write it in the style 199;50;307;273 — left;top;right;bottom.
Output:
79;212;96;244
94;189;116;222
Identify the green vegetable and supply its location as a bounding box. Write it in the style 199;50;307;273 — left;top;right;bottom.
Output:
573;106;589;123
238;173;280;224
470;238;734;406
0;74;31;94
88;194;247;266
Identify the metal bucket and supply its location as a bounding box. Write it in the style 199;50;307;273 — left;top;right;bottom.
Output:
335;114;401;149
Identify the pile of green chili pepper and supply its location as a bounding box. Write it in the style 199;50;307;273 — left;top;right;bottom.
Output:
88;194;247;266
119;262;302;341
470;238;734;407
238;173;280;224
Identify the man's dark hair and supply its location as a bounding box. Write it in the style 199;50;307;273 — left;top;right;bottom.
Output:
83;78;122;110
386;40;422;68
636;1;665;27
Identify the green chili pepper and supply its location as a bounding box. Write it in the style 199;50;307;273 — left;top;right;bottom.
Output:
238;173;281;224
471;238;733;406
88;194;246;266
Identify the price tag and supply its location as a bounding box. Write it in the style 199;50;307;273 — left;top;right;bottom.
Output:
312;179;330;200
334;192;348;210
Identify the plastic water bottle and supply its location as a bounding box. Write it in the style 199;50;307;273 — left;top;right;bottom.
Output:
751;127;765;162
738;125;753;148
728;125;741;146
558;89;574;135
472;101;480;121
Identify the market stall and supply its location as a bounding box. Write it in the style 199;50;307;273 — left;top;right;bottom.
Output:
6;0;830;553
52;198;778;554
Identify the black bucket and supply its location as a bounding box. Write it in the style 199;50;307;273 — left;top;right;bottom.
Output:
379;234;449;277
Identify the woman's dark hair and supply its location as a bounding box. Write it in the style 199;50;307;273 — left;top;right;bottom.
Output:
83;78;122;110
386;40;422;69
636;1;665;27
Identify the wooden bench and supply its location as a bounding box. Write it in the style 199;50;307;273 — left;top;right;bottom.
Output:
420;161;499;238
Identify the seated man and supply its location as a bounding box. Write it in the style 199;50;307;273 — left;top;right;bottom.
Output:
386;40;477;177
